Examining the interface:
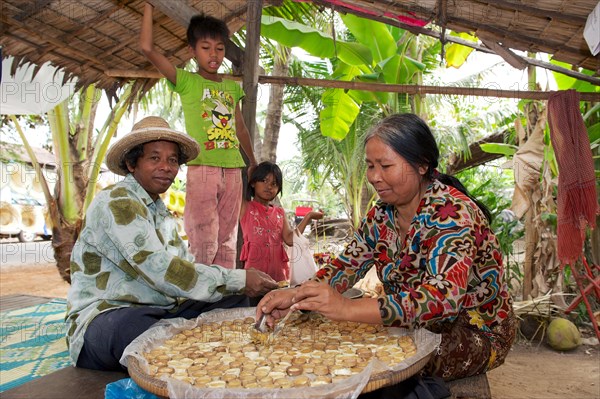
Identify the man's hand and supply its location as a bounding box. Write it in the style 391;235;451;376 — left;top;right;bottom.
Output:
245;268;278;297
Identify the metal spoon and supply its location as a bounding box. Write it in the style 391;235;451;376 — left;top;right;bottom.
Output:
272;309;297;337
254;312;268;333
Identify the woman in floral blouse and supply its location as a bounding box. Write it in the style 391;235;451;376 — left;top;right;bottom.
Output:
257;113;516;381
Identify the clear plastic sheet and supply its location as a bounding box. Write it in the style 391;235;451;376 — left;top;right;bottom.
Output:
121;307;441;399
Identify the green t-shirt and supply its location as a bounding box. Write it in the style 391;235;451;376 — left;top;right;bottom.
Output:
169;69;246;168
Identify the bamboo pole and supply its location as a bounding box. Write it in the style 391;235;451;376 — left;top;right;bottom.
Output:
257;76;600;101
104;69;600;101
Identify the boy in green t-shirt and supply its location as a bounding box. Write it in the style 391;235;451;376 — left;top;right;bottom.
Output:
141;2;257;268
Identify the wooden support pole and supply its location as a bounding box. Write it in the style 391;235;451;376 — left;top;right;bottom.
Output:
256;76;600;101
522;208;538;300
241;0;262;143
104;70;600;101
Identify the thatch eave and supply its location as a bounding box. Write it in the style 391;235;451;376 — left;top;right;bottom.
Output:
0;0;598;103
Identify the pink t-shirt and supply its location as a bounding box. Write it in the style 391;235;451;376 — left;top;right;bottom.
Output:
240;200;289;282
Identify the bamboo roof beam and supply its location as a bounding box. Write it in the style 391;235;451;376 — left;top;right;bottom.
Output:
310;0;600;83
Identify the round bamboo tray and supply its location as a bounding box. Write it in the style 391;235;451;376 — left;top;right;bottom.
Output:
125;309;438;398
362;351;433;393
128;338;434;398
129;349;432;398
128;358;169;398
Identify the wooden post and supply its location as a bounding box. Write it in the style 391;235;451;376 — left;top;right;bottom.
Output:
241;0;262;142
522;57;538;301
522;209;538;300
236;0;262;270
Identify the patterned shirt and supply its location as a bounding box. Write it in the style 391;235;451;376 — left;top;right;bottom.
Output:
315;181;512;331
169;69;245;168
66;175;245;365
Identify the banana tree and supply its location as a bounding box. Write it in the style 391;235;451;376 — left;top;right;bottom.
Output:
263;12;440;223
261;13;439;140
10;84;132;283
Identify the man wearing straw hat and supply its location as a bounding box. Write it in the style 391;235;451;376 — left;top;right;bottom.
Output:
66;116;278;371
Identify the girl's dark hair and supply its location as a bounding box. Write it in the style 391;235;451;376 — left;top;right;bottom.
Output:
121;141;185;172
365;113;492;223
187;14;229;48
247;161;283;201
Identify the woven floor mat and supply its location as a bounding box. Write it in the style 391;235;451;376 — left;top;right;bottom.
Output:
0;298;70;392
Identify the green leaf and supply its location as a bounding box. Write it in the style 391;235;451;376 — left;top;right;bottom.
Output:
479;143;518;156
320;89;361;140
350;72;390;103
340;13;395;63
588;121;600;143
261;16;372;65
338;42;374;66
445;32;477;68
330;64;385;103
550;60;600;92
331;63;370;80
550;60;578;89
381;54;423;84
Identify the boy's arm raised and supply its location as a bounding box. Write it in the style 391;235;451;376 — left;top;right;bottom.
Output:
140;2;177;85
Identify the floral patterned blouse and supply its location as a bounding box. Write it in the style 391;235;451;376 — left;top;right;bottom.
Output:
315;181;512;331
240;200;289;282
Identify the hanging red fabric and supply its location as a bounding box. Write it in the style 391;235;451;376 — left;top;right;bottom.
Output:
547;90;599;265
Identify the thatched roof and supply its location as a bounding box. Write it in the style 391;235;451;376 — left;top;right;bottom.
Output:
0;141;56;168
1;0;599;96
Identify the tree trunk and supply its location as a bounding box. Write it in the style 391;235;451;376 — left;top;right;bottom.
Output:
445;130;507;175
53;160;87;283
260;45;291;163
53;219;82;284
359;182;373;220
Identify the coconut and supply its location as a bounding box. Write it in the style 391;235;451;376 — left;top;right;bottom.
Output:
546;317;581;351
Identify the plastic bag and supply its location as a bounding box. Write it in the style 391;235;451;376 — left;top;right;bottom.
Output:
105;378;160;399
290;229;318;286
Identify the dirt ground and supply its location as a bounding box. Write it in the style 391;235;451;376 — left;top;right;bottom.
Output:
1;261;599;399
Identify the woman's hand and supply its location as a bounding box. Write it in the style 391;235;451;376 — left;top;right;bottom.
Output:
290;281;348;321
256;288;297;328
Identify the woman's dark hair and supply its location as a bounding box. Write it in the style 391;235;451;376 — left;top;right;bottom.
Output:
364;113;492;223
187;14;229;48
121;140;185;172
247;161;283;200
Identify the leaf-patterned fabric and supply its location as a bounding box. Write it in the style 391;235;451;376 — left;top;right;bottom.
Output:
66;174;245;365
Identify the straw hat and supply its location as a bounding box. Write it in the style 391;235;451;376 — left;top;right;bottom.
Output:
106;116;200;175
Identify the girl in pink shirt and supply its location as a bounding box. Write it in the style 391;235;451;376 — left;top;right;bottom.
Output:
240;162;322;283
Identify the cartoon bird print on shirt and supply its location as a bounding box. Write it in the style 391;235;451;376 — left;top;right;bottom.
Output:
207;101;236;142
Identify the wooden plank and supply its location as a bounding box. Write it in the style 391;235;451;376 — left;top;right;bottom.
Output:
1;366;128;399
0;294;54;312
447;373;492;399
1;361;490;399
